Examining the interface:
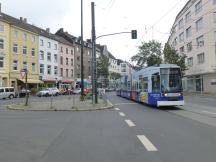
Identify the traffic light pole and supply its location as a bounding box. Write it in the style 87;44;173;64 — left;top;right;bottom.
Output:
80;0;84;100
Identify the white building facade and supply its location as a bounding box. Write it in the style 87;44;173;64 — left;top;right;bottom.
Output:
168;0;216;93
38;35;59;87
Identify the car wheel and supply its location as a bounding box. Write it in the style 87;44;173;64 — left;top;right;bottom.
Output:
45;93;49;97
9;94;14;99
55;92;59;96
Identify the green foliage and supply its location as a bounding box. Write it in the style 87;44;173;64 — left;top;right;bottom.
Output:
163;44;187;74
109;72;121;80
97;54;110;79
131;40;162;67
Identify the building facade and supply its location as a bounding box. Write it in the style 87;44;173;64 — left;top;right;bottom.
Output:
0;16;10;87
55;35;75;90
168;0;216;93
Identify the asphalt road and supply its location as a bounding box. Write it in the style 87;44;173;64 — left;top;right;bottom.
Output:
0;93;216;162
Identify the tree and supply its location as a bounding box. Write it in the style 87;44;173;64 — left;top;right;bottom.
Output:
131;40;162;67
109;72;121;80
97;54;110;86
163;43;187;73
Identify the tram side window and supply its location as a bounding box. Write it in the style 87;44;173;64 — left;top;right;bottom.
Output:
143;77;148;92
152;74;160;92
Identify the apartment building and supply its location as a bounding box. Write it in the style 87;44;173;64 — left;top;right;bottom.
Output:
54;35;75;90
0;13;10;87
168;0;216;93
30;26;59;88
0;13;42;90
55;28;92;80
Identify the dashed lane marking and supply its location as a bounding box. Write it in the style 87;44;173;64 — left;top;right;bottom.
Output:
137;135;158;151
125;119;136;127
115;108;120;111
119;112;126;117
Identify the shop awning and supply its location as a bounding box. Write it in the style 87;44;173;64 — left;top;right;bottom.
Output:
19;79;44;84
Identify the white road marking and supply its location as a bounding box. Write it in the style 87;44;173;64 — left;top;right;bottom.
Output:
115;108;120;111
137;135;158;151
202;111;216;115
125;119;136;127
119;112;126;117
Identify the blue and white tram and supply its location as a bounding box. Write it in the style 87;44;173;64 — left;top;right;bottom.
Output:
117;64;184;107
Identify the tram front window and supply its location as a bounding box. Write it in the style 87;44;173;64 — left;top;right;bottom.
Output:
161;68;182;93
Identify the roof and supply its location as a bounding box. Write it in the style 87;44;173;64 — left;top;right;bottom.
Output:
53;35;73;46
108;52;116;59
0;12;38;34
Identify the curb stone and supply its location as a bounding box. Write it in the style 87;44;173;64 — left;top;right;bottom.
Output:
5;99;114;112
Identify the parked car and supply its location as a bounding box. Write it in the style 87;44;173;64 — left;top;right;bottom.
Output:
16;89;31;97
73;88;81;94
0;87;16;99
60;89;73;95
36;87;60;97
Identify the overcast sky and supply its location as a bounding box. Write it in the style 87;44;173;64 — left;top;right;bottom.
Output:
0;0;188;62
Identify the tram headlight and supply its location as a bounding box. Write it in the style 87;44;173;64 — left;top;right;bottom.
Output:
162;93;168;97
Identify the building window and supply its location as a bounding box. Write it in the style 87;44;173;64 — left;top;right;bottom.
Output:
47;52;51;61
185;11;191;23
40;64;44;74
179;46;184;54
13;60;18;70
179;32;184;43
61;46;63;52
54;66;58;75
60;56;63;65
71;49;74;55
0;57;4;68
195;1;202;14
187;42;192;52
66;48;68;54
13;30;18;38
60;68;63;77
32;63;36;72
77;56;80;60
23;61;27;70
196;35;204;47
0;39;4;49
186;26;192;38
54;54;57;63
13;44;18;53
54;44;57;50
40;50;44;60
196;18;203;31
23;46;27;55
40;39;43;46
174;37;178;45
23;33;27;41
32;36;36;42
213;12;216;22
197;53;205;64
0;24;4;32
47;65;51;75
66;57;68;65
71;59;73;66
188;57;193;66
178;18;183;29
71;69;74;77
66;69;69;77
31;48;35;56
47;42;51;48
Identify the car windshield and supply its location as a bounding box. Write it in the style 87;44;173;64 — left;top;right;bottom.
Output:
160;68;182;93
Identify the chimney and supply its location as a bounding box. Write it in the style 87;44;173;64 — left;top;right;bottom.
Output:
23;18;27;23
20;17;23;21
46;28;50;33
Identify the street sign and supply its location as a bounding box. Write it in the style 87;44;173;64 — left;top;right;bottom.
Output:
20;69;27;79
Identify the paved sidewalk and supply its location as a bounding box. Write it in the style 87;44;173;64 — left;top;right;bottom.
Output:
184;92;216;98
5;96;113;111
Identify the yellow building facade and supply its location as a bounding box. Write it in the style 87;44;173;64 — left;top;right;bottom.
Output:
9;25;40;90
0;20;10;87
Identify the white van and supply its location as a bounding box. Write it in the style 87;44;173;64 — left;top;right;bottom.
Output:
0;87;16;99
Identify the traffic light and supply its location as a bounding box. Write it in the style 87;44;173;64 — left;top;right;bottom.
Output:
131;30;137;39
